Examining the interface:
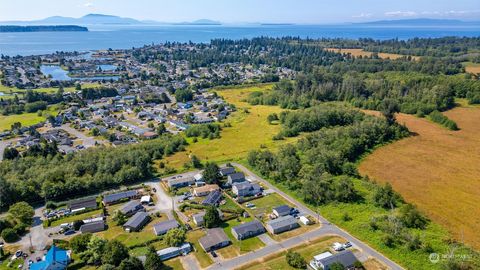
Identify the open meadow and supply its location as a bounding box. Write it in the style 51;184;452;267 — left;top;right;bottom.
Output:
463;62;480;74
325;48;420;61
359;105;480;250
161;84;297;169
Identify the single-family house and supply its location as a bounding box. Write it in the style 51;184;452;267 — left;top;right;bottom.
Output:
266;215;299;234
272;205;292;217
232;182;262;197
29;245;70;270
157;243;192;261
199;228;230;252
123;212;150;232
68;197;97;212
80;220;106;234
153;220;180;236
119;201;145;217
309;250;358;270
219;166;235;177
202;190;223;206
167;177;195;188
193;184;220;197
192;212;206;226
227;172;246;185
231;220;266;240
103;190;139;205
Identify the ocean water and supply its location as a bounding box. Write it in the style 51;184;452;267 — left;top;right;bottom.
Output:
0;24;479;56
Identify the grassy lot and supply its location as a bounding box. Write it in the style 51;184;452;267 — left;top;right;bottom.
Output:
160;84;297;170
162;258;185;270
97;214;167;248
463;61;480;74
48;209;103;227
217;217;266;259
0;105;60;131
245;193;292;222
0;258;23;270
359;105;480;250
0;83;100;98
235;235;344;270
186;229;213;268
325;48;420;61
243;161;474;270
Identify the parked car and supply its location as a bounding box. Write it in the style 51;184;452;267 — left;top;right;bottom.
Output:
210;251;217;258
332;242;344;251
64;230;76;236
152;188;157;192
36;257;42;262
343;242;352;249
14;250;23;258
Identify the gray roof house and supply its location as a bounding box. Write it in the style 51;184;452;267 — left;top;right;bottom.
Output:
167;177;195;188
79;220;106;234
231;220;266;240
199;228;230;252
119;201;145;217
123;212;150;232
266;215;299;234
232;182;262;197
103;190;139;205
157;243;192;261
219;166;235;177
153;220;180;236
272;205;292;217
227;172;246;185
310;250;358;270
192;212;206;226
68;197;98;211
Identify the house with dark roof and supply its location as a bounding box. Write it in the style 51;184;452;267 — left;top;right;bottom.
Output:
227;172;246;185
80;220;106;234
103;190;139;205
167;177;195;188
202;190;223;206
266;215;299;234
153;220;180;236
231;220;266;240
123;212;150;232
29;245;70;270
219;166;235;177
232;182;262;197
68;197;98;212
309;250;358;270
272;205;292;217
199;228;230;252
119;201;145;217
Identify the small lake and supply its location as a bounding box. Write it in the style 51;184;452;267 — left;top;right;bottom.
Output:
40;65;119;81
96;64;117;71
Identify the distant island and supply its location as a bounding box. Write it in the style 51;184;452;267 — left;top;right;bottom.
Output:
0;25;88;32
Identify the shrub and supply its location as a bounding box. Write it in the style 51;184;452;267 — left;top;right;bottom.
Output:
428;110;459;130
1;228;19;243
286;251;306;269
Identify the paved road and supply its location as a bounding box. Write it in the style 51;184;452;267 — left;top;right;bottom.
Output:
60;124;106;147
228;163;404;270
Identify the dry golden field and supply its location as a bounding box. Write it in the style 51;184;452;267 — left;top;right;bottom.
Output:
326;48;420;61
464;62;480;74
359;106;480;250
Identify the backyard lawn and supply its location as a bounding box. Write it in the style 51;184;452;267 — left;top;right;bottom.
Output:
186;229;213;268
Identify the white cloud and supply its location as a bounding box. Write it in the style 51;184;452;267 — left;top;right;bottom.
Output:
84;2;94;8
384;11;417;17
352;13;373;18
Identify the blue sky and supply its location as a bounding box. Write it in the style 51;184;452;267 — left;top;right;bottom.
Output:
1;0;479;23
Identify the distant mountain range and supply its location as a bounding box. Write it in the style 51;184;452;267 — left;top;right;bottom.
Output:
356;18;479;25
0;14;222;26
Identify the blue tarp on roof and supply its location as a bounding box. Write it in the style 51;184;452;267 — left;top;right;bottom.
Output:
30;245;69;270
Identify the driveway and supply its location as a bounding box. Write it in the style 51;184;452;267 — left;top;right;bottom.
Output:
60;124;106;147
230;163;404;270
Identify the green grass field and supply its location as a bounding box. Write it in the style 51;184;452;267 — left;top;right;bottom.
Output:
0;105;60;131
160;84;298;170
186;229;213;268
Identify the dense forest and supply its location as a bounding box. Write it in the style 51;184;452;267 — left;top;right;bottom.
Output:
0;134;186;208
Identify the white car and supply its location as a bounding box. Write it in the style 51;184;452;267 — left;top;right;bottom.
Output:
332;242;344;251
